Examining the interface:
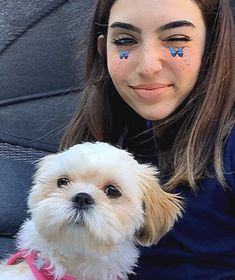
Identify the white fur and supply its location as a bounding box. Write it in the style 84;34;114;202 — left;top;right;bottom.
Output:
0;142;183;280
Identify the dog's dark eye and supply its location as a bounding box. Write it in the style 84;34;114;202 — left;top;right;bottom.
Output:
104;185;122;198
57;177;70;188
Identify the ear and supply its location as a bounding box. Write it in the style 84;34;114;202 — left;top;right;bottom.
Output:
97;34;105;57
28;153;59;208
135;165;183;246
33;153;58;183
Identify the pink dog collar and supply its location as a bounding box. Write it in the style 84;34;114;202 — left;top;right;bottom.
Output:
7;250;76;280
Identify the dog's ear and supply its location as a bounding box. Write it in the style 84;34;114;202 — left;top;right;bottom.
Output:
135;165;183;247
33;154;58;183
28;153;59;208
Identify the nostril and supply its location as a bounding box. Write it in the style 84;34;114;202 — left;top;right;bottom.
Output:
71;193;95;209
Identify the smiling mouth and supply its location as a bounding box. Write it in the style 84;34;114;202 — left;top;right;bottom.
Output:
131;83;171;90
130;83;172;100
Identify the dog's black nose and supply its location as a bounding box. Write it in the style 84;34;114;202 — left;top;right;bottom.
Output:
71;193;95;209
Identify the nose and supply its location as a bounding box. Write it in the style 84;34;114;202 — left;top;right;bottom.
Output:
71;193;95;209
135;43;163;78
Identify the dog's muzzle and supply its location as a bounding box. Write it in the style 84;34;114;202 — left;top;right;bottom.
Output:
71;193;95;210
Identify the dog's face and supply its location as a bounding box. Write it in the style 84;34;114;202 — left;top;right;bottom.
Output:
28;142;182;254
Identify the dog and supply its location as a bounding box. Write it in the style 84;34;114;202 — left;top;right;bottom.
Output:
0;142;183;280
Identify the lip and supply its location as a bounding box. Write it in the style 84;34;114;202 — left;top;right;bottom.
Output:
131;83;171;90
130;83;172;101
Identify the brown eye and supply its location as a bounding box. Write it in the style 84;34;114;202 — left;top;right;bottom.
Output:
104;185;122;198
57;177;70;188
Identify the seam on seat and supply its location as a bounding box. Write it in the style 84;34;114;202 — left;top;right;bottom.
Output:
0;131;59;149
0;0;69;55
0;85;82;107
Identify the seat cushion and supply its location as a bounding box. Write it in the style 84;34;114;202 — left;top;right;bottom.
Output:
0;0;96;152
0;157;35;237
0;237;16;260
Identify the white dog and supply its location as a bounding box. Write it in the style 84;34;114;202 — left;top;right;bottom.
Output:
0;142;183;280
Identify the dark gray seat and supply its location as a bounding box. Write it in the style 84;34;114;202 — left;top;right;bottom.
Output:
0;0;96;258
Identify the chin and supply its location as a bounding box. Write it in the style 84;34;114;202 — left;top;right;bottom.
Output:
137;105;179;121
0;142;183;280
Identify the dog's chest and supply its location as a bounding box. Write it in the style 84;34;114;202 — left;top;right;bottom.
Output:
0;262;34;280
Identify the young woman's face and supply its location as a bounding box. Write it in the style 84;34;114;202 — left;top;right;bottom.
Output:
103;0;206;120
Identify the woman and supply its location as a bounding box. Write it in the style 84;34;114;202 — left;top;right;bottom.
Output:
61;0;235;279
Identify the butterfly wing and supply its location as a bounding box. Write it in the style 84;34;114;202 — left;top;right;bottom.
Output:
178;47;184;57
119;50;124;59
169;47;177;57
124;51;129;59
119;50;129;59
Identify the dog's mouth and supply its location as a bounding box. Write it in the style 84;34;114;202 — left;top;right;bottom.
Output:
67;207;91;226
72;213;85;226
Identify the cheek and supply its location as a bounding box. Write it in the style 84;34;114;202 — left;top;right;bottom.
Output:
114;202;143;234
167;48;203;88
182;49;202;72
107;51;132;83
166;48;201;71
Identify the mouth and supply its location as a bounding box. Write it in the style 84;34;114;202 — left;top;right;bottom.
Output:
67;208;87;226
131;83;171;90
130;83;172;101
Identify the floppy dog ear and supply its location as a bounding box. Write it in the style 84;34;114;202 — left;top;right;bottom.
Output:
28;153;59;208
135;165;183;246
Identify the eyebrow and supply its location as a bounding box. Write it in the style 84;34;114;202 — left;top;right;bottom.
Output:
110;22;141;33
157;20;195;32
109;20;195;33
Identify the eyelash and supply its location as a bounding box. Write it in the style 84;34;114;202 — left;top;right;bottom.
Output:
163;36;191;42
112;37;137;46
112;36;191;47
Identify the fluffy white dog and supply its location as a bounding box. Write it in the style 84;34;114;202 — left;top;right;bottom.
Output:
0;142;183;280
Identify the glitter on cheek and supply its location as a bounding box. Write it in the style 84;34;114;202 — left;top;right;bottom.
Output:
178;48;200;71
166;48;195;71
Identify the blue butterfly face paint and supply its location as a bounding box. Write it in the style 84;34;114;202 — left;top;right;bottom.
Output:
169;47;184;57
118;50;129;59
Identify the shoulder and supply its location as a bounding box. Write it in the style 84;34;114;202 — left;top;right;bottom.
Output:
224;126;235;167
223;126;235;187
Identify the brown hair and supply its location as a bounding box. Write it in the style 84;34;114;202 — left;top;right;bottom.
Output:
60;0;235;191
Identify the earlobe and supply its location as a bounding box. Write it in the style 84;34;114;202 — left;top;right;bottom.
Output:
97;34;105;57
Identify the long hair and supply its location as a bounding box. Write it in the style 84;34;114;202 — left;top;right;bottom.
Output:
60;0;235;191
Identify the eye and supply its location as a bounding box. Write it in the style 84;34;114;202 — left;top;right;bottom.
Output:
104;185;122;199
163;35;191;42
112;36;137;46
57;177;70;188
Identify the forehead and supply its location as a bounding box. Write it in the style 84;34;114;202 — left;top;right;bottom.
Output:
109;0;205;29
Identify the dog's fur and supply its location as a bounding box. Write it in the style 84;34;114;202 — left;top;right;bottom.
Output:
0;142;183;280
